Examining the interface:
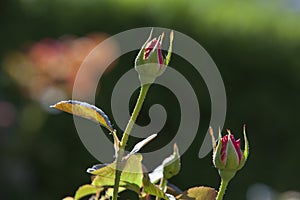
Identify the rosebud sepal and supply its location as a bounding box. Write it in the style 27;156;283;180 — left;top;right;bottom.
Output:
237;126;249;170
213;131;226;169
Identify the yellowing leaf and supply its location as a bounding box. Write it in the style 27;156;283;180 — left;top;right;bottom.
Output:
89;154;144;190
176;186;217;200
62;197;75;200
74;184;103;200
51;100;113;132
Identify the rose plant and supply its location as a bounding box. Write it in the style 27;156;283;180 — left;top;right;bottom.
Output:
51;29;249;200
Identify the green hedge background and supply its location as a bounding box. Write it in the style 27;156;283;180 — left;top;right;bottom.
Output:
1;0;300;199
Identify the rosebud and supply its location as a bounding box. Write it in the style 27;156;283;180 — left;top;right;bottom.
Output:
135;29;173;85
210;126;249;181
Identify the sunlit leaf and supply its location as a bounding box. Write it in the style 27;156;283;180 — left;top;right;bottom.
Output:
149;164;163;183
119;154;144;187
88;154;144;190
143;174;170;200
149;144;180;183
62;197;75;200
176;186;217;200
92;175;140;194
50;100;114;132
162;144;180;179
130;134;157;155
87;154;170;199
74;184;103;200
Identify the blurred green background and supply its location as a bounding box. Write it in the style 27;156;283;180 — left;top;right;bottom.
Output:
1;0;300;199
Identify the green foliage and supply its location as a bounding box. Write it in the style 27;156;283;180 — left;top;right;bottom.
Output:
142;175;171;200
51;97;222;200
1;1;300;199
74;185;102;200
52;100;177;199
162;144;180;180
90;154;143;189
176;187;217;200
51;100;114;132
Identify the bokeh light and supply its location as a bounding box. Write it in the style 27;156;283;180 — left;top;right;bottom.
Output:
0;100;17;127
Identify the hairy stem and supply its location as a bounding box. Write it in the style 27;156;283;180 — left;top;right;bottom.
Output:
216;179;229;200
112;84;150;200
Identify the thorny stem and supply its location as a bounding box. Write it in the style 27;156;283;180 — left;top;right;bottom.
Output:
216;179;229;200
112;84;150;200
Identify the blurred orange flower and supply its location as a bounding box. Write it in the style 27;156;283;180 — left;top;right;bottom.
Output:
3;33;118;111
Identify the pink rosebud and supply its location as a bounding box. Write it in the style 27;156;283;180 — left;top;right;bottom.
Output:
211;126;249;174
220;132;242;164
135;29;173;85
143;36;164;67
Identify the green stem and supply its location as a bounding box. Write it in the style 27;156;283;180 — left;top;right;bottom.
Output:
155;177;167;200
216;179;229;200
160;178;167;192
112;84;151;200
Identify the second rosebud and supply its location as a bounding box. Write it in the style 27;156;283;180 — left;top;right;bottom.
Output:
211;126;249;180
